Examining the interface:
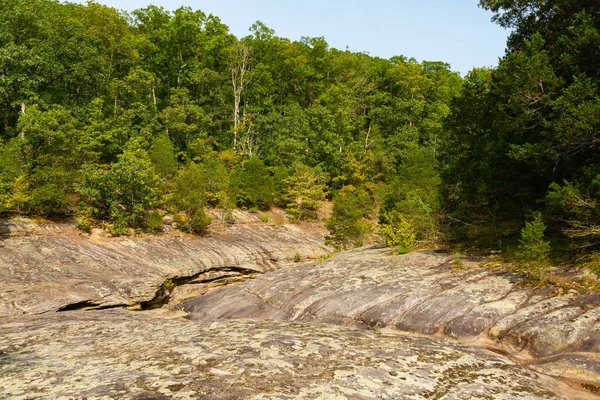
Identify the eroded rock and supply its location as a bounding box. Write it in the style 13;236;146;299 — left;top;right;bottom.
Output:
0;310;570;399
0;219;330;318
180;248;600;391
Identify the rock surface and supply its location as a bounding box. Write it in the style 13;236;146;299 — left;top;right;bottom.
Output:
0;310;574;399
0;218;329;318
3;220;600;398
179;247;600;393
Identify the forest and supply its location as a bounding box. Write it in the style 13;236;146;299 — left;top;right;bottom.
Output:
0;0;599;270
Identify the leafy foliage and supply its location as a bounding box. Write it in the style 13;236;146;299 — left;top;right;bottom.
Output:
442;0;600;256
326;185;375;249
228;157;273;210
516;212;551;278
282;162;327;220
77;146;162;233
380;218;416;254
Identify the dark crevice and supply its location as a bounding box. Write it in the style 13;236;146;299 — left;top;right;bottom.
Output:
55;266;262;313
57;301;128;312
140;266;260;310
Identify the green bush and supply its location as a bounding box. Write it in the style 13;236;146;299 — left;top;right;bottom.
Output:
326;185;375;249
282;162;327;220
77;145;163;231
76;214;93;234
515;212;551;279
150;133;178;179
259;211;270;223
228;157;274;210
146;211;164;232
189;210;212;234
177;209;212;234
380;218;416;254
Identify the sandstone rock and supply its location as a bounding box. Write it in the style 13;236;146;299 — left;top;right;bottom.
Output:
162;214;175;225
0;220;330;318
180;248;600;391
4;219;600;397
0;310;571;399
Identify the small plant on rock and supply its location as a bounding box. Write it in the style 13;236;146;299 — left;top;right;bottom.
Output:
381;217;416;254
146;211;164;233
452;246;464;269
259;211;270;223
516;212;551;281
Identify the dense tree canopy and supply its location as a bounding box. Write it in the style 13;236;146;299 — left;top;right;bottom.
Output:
0;0;462;242
2;0;597;257
443;0;600;250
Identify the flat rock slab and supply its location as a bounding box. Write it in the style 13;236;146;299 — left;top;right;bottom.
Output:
180;248;600;391
0;221;329;318
0;310;569;399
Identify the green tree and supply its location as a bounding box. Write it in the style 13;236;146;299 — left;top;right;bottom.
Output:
326;185;375;249
18;105;81;215
169;161;215;234
78;144;162;233
150;133;178;179
0;137;27;213
381;143;441;241
282;162;327;220
381;218;416;254
228;157;273;209
159;88;212;155
516;212;551;279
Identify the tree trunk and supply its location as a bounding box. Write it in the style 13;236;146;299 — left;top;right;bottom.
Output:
230;43;251;149
19;103;25;139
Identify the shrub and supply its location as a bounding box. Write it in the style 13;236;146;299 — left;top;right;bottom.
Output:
146;211;164;232
282;162;327;220
515;212;551;280
228;157;274;210
326;185;375;249
259;211;270;223
150;133;178;179
76;214;93;234
177;209;212;234
77;146;163;231
380;218;416;254
188;210;212;234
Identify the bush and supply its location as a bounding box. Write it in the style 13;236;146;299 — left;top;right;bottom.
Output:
380;218;416;254
188;210;212;234
326;185;375;249
76;214;93;234
282;162;327;220
77;145;163;231
228;157;274;210
150;133;178;179
146;211;164;232
177;209;212;234
259;211;270;223
516;212;551;279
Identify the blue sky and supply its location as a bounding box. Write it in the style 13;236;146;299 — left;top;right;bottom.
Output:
71;0;509;75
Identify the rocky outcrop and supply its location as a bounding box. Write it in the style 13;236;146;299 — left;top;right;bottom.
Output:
179;247;600;393
0;309;577;399
3;220;600;398
0;218;330;318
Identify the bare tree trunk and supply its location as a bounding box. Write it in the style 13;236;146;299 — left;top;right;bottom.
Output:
19;103;25;139
152;86;157;113
364;124;372;153
230;43;251;149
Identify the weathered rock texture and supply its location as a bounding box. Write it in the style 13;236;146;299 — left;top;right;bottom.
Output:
0;218;329;318
0;310;573;399
180;248;600;393
3;220;600;398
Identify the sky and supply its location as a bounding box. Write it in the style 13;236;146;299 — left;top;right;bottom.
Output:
71;0;509;76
